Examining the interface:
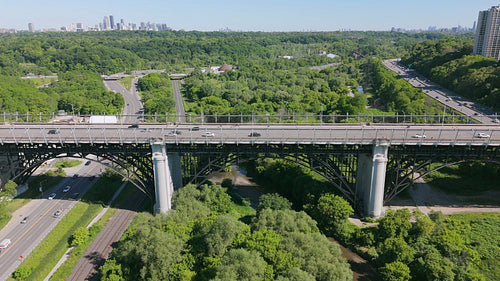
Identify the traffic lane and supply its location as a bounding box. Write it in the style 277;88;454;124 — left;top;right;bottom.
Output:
0;164;100;280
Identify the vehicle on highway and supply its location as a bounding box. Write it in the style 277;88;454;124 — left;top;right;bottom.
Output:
165;131;178;137
0;239;11;251
20;216;30;224
48;129;60;134
71;192;80;200
493;119;500;123
248;132;261;137
476;133;490;138
140;128;152;133
54;210;62;217
72;174;78;179
48;193;56;200
128;124;139;128
201;132;215;137
411;134;427;138
191;126;200;131
85;160;91;166
63;185;71;192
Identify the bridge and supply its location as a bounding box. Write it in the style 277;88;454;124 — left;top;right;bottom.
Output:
1;120;499;218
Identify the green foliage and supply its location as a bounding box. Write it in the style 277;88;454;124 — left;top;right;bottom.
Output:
203;215;247;256
12;266;32;280
377;237;415;265
1;180;18;198
377;209;412;240
99;259;125;281
257;193;292;213
275;267;316;281
379;261;411;281
69;226;90;246
212;249;267;281
252;208;319;235
137;72;175;115
402;37;500;111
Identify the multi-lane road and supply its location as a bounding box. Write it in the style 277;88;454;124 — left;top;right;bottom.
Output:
382;59;499;124
103;79;143;123
0;124;499;146
0;162;101;281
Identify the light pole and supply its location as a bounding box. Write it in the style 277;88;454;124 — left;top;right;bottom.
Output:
68;103;74;116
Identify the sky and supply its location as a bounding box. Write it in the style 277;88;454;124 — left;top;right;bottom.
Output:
0;0;499;31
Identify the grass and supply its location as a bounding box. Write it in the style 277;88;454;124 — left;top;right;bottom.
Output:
424;163;500;198
48;208;117;281
8;174;125;280
119;76;133;91
53;159;81;169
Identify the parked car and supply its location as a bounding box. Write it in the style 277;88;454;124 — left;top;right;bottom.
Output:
48;193;56;200
201;132;215;137
476;133;490;138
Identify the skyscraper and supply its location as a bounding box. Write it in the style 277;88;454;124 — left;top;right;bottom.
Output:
109;15;115;30
28;23;34;32
103;16;110;30
473;5;500;61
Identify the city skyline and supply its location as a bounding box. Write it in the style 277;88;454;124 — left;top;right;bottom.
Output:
0;0;499;32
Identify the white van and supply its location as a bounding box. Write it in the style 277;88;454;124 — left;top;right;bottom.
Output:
0;239;11;251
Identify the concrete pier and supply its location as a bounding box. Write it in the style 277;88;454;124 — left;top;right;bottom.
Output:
152;143;182;214
356;141;389;218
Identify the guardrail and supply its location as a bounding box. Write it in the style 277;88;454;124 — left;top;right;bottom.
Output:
1;112;499;124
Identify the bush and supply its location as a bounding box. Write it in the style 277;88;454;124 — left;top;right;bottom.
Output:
12;265;32;280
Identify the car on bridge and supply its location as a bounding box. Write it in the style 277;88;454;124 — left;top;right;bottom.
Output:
48;129;60;134
411;134;426;138
248;132;261;137
128;124;139;129
476;133;490;138
201;132;215;137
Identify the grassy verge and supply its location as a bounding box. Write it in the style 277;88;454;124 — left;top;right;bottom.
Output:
53;159;81;169
48;208;117;281
8;174;124;280
119;77;133;91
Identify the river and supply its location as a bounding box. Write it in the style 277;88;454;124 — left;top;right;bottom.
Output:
210;166;378;281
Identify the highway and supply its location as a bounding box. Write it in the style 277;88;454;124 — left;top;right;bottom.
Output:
382;59;499;124
0;162;101;281
172;80;186;123
103;79;143;124
0;124;499;146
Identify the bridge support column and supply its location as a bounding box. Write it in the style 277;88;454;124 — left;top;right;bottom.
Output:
152;143;182;214
356;141;389;218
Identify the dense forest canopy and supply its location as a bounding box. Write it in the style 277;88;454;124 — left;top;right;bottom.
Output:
0;30;452;116
402;37;500;112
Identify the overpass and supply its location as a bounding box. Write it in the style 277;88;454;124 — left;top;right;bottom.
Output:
1;121;499;217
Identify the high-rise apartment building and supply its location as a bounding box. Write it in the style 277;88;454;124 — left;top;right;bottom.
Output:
28;23;34;32
473;5;500;61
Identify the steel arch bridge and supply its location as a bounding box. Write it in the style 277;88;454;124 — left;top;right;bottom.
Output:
1;141;499;216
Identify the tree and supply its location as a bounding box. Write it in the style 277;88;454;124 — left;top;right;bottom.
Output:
12;265;32;280
257;193;292;213
213;249;267;281
252;208;319;235
377;237;415;265
377;209;412;240
379;261;411;281
1;180;18;198
70;227;90;246
99;259;124;281
204;215;247;256
275;267;316;281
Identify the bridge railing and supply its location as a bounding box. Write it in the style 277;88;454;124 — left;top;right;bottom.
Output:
1;126;499;146
1;112;497;124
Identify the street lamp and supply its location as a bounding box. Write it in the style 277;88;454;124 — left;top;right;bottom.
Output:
68;103;74;116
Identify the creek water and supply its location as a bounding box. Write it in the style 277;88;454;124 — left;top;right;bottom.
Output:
210;166;378;281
